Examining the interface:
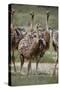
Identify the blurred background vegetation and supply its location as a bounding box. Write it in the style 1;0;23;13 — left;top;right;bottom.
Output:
11;4;58;30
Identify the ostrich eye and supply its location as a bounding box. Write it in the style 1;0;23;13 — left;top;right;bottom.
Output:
34;35;36;37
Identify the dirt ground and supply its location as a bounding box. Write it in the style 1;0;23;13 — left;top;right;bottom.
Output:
11;62;58;74
10;62;58;86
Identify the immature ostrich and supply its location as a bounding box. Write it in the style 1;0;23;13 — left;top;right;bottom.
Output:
10;8;27;71
36;11;50;71
18;12;40;74
52;31;58;75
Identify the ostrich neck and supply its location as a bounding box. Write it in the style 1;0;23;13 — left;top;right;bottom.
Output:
46;18;48;31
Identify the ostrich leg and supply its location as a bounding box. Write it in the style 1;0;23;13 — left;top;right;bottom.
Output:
12;50;16;72
28;60;31;74
53;51;58;75
36;56;40;72
20;54;24;72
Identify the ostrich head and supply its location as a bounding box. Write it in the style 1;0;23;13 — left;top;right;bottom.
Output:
39;38;46;51
31;31;39;43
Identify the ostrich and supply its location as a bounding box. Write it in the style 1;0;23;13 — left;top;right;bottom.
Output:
18;11;50;74
10;8;27;72
36;11;50;71
37;16;58;75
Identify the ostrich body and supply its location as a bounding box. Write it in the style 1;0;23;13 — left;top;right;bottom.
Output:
18;31;40;73
18;30;50;74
